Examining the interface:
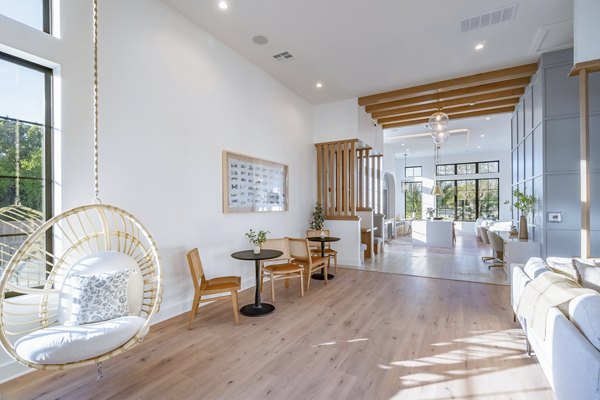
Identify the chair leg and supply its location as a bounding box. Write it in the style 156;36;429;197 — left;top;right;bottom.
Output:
306;267;311;292
188;292;201;330
284;277;290;288
231;290;240;325
299;271;304;297
271;274;276;303
324;262;328;285
333;254;337;274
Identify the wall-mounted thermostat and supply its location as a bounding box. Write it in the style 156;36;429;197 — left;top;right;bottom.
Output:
547;212;562;223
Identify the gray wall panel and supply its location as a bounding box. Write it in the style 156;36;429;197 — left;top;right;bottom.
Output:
591;172;600;231
533;75;543;127
545;64;579;118
545;117;579;173
525;134;533;179
525;90;533;132
591;114;600;171
518;103;525;143
545;173;580;230
546;230;580;257
533;125;543;177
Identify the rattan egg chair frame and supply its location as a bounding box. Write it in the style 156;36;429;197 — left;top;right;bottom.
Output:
0;203;162;370
0;0;162;372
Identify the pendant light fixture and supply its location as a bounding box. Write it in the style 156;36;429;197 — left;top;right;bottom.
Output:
401;153;409;192
429;110;450;145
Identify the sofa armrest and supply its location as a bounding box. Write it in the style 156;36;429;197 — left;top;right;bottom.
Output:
511;264;530;313
547;307;600;400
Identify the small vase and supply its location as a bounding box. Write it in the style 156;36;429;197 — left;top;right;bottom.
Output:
253;245;261;254
519;215;528;240
320;230;326;238
509;225;518;237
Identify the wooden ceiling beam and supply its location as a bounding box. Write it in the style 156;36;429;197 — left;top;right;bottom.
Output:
377;98;519;125
358;63;537;106
371;87;525;119
365;76;531;113
381;106;516;129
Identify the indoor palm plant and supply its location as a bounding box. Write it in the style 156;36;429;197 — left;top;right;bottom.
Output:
245;229;269;254
505;189;536;239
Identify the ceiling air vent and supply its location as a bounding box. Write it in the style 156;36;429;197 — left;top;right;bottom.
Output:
273;51;293;61
460;4;517;33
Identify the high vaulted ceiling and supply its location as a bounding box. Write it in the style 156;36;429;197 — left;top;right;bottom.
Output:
164;0;573;105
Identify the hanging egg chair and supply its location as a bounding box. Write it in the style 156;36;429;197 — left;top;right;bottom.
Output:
0;0;162;371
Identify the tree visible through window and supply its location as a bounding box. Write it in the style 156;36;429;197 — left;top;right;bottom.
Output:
404;182;422;219
436;178;499;221
0;52;52;279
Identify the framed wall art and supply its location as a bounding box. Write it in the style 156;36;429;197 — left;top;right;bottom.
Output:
222;151;289;213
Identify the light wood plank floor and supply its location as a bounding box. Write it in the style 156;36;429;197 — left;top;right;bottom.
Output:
0;269;554;400
357;233;508;285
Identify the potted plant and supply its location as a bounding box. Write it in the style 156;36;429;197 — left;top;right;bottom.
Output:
426;207;435;220
245;229;269;254
309;202;325;237
504;189;536;240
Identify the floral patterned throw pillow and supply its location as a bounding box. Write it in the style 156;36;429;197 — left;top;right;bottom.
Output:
69;269;131;325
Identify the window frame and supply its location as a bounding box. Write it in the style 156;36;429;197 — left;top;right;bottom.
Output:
405;165;422;178
436;178;499;221
0;51;53;283
436;160;500;175
0;0;52;33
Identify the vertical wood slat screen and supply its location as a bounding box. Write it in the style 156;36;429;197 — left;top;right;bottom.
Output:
315;140;382;219
315;140;358;219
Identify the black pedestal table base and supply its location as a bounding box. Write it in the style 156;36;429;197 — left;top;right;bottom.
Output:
311;272;335;280
240;303;275;316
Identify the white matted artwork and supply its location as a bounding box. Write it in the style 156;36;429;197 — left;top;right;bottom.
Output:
222;151;289;213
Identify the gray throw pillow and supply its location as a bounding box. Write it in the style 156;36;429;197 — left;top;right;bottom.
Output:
69;269;131;325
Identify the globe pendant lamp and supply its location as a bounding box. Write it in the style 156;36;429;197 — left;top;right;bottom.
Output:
429;111;450;144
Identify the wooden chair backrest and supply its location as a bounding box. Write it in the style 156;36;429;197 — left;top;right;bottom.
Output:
261;238;291;263
187;248;206;290
288;237;311;263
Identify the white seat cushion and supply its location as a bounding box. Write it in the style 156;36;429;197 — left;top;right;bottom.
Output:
15;316;146;365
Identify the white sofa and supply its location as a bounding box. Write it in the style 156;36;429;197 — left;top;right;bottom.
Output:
511;258;600;400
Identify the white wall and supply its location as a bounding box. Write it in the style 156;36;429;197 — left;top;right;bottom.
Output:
0;0;315;382
313;98;383;153
389;150;512;222
574;0;600;64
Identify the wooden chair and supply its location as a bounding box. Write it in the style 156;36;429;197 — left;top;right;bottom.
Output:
288;238;329;291
186;248;241;329
306;229;338;273
259;238;304;303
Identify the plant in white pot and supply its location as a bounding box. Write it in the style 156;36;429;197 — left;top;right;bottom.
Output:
309;202;325;237
245;229;269;254
504;189;536;240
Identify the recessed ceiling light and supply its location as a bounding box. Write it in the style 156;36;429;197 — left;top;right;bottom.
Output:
485;117;491;120
469;103;476;106
477;145;481;149
406;148;410;151
475;43;485;50
480;134;485;138
218;1;228;10
316;82;323;88
401;143;405;146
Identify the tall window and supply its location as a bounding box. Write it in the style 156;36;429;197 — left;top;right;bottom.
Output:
437;160;499;175
0;52;52;259
0;0;51;33
404;182;422;219
436;178;499;221
405;166;422;178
